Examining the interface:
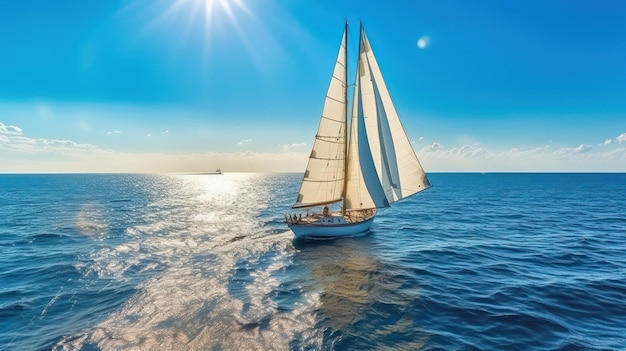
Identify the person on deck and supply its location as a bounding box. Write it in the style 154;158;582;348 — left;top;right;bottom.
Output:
323;205;329;217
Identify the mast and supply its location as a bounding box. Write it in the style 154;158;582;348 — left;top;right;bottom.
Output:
341;20;349;214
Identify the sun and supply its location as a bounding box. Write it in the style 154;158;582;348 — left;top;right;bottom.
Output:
199;0;248;18
122;0;279;71
147;0;254;57
167;0;252;34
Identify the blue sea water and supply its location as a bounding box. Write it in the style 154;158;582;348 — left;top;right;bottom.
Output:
1;173;625;350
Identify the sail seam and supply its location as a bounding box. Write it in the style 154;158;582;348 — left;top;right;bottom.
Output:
334;61;346;69
314;138;343;145
324;95;344;105
319;115;344;122
302;178;345;183
307;155;343;160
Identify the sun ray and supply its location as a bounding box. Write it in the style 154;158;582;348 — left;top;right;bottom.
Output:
118;0;295;76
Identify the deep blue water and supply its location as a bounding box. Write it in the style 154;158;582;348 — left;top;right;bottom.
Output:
1;173;625;350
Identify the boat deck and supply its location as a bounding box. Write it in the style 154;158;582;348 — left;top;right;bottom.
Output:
285;209;375;226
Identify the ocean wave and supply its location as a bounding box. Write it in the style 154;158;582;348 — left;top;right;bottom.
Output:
1;173;625;350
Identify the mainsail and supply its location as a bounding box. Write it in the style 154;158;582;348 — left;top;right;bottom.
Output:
293;23;348;209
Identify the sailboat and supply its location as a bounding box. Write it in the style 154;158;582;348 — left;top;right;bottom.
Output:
287;22;431;239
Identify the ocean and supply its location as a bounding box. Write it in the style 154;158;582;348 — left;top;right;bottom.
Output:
1;173;625;350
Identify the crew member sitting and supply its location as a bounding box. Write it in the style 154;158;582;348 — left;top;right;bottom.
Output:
322;205;329;217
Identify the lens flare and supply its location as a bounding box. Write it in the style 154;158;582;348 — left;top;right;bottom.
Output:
417;35;430;49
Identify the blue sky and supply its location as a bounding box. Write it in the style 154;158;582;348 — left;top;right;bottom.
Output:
1;0;625;172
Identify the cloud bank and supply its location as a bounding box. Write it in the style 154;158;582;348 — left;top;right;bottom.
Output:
417;136;626;172
0;122;306;173
1;122;625;173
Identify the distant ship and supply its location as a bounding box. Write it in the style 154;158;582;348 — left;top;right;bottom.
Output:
286;22;431;239
195;169;221;175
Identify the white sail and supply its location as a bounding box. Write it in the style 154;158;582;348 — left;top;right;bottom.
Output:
344;25;430;210
293;24;348;209
343;28;388;211
359;26;431;204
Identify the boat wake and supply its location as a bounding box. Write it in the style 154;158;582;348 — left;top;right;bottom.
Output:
54;174;324;350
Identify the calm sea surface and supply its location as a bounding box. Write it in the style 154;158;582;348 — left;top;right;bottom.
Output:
1;173;625;350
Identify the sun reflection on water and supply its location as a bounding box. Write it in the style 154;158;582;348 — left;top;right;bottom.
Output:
57;173;323;350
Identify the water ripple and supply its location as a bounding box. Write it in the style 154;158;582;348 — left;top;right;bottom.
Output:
0;173;625;350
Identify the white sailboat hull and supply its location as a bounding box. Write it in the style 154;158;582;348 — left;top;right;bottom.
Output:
288;214;375;239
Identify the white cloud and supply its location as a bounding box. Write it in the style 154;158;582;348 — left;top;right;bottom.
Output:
600;139;612;146
0;122;23;135
617;133;626;143
106;130;123;135
411;136;425;144
147;133;152;137
555;144;592;155
420;142;443;152
162;130;169;135
417;141;625;172
278;143;306;150
504;145;550;157
237;138;252;146
0;122;100;154
417;35;431;49
456;144;489;157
